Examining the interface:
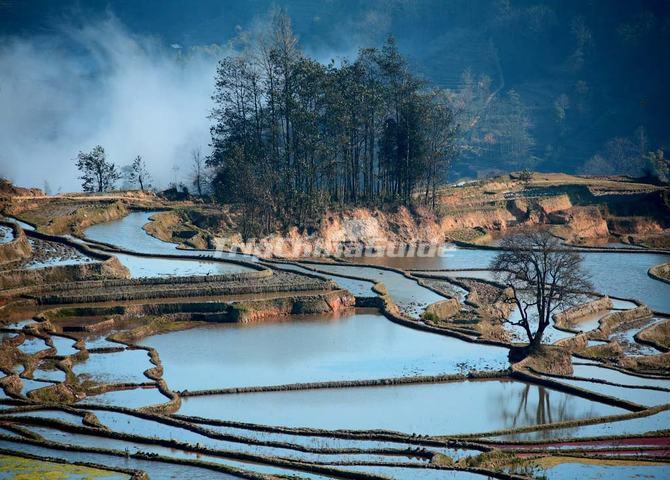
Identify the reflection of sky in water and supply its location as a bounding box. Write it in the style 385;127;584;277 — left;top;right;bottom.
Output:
303;263;444;316
352;247;670;313
80;387;169;408
271;262;375;297
92;410;442;466
85;211;254;260
180;379;622;435
73;349;151;384
0;225;13;244
0;439;255;480
140;312;509;391
536;460;670;480
16;428;339;480
113;253;251;278
492;408;670;441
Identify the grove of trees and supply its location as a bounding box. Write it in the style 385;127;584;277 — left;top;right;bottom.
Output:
208;10;458;236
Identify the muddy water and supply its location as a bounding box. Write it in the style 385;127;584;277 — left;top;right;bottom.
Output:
180;379;623;435
139;311;509;391
351;248;670;313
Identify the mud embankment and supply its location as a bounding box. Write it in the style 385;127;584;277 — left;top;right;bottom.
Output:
636;319;670;352
28;271;329;305
648;262;670;285
589;306;653;340
0;221;32;264
553;297;613;330
0;229;129;290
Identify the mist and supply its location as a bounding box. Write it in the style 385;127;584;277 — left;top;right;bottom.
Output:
0;17;222;192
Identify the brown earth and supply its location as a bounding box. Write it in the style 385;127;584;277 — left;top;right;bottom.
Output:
130;173;670;257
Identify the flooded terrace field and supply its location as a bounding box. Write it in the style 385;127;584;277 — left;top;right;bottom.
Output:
350;246;670;313
2;208;669;479
138;310;509;391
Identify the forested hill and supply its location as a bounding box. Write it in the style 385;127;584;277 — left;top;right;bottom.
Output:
3;0;668;179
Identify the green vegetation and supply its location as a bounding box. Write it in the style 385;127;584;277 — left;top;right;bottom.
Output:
208;10;458;236
0;454;129;480
75;146;120;193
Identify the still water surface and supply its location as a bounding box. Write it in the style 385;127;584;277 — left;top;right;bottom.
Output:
139;311;509;391
180;379;623;435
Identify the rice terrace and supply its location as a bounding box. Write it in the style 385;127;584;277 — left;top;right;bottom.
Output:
1;1;669;479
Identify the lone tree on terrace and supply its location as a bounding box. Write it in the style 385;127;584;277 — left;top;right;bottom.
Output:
75;145;120;192
126;155;152;191
490;230;591;353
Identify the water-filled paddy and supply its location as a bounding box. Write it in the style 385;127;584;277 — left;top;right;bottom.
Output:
73;349;152;384
17;426;351;480
545;376;670;407
80;386;169;408
17;336;49;355
0;439;238;480
85;211;253;261
112;252;251;278
572;364;670;390
301;263;445;316
85;211;188;254
180;379;623;435
488;407;670;441
270;262;376;297
351;248;670;313
139;311;509;391
344;465;488;479
531;458;670;480
91;410;429;466
0;225;13;244
49;335;79;356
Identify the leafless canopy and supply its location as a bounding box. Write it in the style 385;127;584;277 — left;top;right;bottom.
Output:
491;230;592;349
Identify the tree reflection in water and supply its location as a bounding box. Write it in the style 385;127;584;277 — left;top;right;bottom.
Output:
496;381;578;435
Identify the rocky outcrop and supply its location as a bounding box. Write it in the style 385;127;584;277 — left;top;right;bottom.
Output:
549;206;609;242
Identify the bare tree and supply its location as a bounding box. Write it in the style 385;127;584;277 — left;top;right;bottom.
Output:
491;230;592;352
191;149;205;197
